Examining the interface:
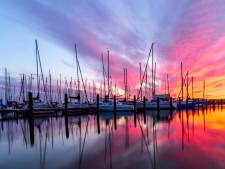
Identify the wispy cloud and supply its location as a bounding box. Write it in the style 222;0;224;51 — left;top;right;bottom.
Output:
1;0;225;98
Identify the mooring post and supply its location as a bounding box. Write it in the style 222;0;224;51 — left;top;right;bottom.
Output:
96;94;99;110
114;95;116;113
213;100;215;110
28;92;34;146
198;98;200;110
169;97;173;118
64;93;68;109
186;97;188;110
178;97;181;118
178;98;181;119
134;95;137;112
55;102;58;117
16;110;19;123
178;97;181;111
28;92;33;118
143;96;146;124
113;95;117;130
64;93;69;138
134;95;137;127
157;97;160;120
170;97;173;109
96;94;100;134
221;99;223;110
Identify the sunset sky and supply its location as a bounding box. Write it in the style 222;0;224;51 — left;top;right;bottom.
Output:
1;0;225;99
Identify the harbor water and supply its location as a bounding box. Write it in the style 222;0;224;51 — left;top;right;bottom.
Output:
0;107;225;169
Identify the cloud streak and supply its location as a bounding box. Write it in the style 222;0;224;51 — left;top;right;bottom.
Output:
1;0;225;98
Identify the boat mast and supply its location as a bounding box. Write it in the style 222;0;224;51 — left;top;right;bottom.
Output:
49;70;52;103
19;74;25;102
60;74;62;103
8;73;11;101
110;73;112;98
114;81;116;97
137;43;153;100
45;76;48;102
152;43;154;98
154;62;156;96
101;53;106;99
192;76;194;99
167;73;170;94
35;40;40;100
145;63;148;98
56;79;59;103
92;80;95;103
5;68;8;104
74;44;89;104
35;40;48;103
181;62;183;101
139;63;142;99
203;80;205;99
107;49;110;99
123;68;125;101
75;44;80;104
123;68;127;101
126;68;128;101
186;71;189;100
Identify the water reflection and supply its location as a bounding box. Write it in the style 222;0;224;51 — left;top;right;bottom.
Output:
0;107;225;169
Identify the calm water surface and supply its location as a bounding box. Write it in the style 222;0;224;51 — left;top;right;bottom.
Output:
0;107;225;169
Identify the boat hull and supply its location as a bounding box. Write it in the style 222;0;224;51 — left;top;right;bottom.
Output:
99;104;134;112
137;101;176;110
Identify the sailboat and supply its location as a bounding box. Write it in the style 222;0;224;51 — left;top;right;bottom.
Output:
23;40;50;111
193;80;206;108
177;63;195;109
65;44;91;110
137;43;176;110
137;94;176;110
150;94;176;109
99;50;133;112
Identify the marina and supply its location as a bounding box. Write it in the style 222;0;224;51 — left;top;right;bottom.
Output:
1;1;225;169
0;41;215;115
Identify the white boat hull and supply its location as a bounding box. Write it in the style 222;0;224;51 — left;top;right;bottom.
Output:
137;101;176;110
99;103;133;112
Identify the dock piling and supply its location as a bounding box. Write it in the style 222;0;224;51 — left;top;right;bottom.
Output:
143;96;146;124
96;94;100;134
170;97;173;109
113;95;117;130
28;92;34;146
64;93;68;109
170;97;173;118
28;92;33;117
178;97;181;111
157;97;160;120
96;94;99;110
134;95;137;127
64;93;69;138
